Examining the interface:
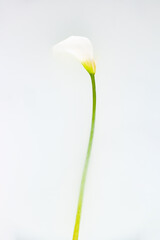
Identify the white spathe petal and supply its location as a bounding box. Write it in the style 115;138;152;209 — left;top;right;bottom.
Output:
53;36;93;62
53;36;96;74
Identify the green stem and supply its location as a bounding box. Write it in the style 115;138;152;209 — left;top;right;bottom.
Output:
72;73;96;240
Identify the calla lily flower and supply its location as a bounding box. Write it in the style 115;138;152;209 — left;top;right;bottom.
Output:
53;36;96;240
53;36;96;74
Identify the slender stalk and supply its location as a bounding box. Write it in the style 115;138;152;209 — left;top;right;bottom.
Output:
72;73;96;240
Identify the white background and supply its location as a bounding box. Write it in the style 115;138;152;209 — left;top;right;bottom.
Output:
0;0;160;240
